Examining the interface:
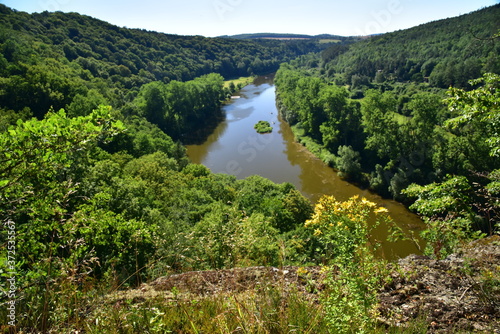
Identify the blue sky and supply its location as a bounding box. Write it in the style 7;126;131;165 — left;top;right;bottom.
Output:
1;0;498;37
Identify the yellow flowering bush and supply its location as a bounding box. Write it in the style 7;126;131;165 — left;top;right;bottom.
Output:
305;195;392;263
306;195;395;333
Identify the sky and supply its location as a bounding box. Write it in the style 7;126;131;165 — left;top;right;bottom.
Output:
1;0;498;37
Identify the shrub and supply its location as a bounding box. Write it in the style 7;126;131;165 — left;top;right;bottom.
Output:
254;120;273;133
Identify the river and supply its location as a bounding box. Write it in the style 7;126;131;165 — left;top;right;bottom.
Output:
186;75;423;259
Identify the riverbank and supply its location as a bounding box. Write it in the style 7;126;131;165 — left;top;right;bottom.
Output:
291;122;337;166
275;94;337;167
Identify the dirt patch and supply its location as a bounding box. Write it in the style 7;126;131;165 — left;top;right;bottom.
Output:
150;266;324;296
107;266;325;306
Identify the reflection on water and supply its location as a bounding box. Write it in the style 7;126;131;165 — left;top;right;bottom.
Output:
186;76;424;259
226;106;254;122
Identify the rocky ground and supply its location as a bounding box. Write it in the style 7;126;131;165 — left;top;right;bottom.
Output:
377;235;500;333
110;236;500;333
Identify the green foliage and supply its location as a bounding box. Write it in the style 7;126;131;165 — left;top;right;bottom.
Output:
446;73;500;157
322;258;387;334
134;73;225;138
79;157;314;272
0;105;123;223
336;145;362;180
0;103;315;330
188;204;280;269
253;120;273;133
361;90;400;160
305;195;393;262
109;115;189;162
305;195;395;332
404;176;473;218
70;203;157;282
0;106;32;131
0;106;142;330
403;176;486;258
277;62;498;201
275;6;499;202
66;89;108;117
398;74;500;258
234;175;313;233
0;3;322;124
1;2;498;331
275;66;363;160
84;286;328;333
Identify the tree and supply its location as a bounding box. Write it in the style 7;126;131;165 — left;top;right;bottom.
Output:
294;76;326;137
361;90;399;160
445;73;500;157
66;89;108;117
402;176;485;259
318;84;350;151
0;106;156;330
0;106;124;225
336;145;362;180
403;74;500;259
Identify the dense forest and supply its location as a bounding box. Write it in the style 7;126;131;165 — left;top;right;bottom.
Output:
319;5;500;88
0;3;499;332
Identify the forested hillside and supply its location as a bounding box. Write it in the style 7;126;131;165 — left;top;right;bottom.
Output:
0;3;499;332
275;5;499;258
0;4;321;122
320;5;500;88
219;32;361;42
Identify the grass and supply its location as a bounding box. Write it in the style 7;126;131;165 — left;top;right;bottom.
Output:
291;123;336;166
56;284;329;333
319;39;341;44
224;76;256;89
0;264;456;333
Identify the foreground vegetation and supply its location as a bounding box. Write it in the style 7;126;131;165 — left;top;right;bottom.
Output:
0;3;499;333
57;235;499;333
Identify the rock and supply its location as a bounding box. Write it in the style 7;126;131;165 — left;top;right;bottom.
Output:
377;236;500;333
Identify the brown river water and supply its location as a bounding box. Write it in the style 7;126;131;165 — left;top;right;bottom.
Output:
186;76;424;259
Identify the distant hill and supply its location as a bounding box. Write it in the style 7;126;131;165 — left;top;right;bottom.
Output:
220;33;315;39
219;33;361;43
